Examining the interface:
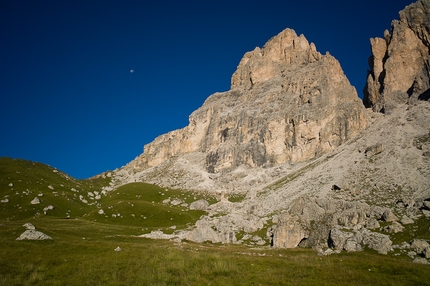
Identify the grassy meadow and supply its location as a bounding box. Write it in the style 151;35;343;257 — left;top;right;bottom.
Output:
0;157;429;285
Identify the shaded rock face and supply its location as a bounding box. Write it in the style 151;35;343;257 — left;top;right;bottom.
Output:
128;28;369;175
364;0;430;113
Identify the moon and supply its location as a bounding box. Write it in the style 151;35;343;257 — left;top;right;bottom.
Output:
130;69;134;73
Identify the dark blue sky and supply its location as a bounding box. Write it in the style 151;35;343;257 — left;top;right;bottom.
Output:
1;0;413;179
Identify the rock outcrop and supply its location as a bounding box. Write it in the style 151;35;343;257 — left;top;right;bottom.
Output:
118;28;368;192
272;197;394;254
16;223;52;241
364;0;430;113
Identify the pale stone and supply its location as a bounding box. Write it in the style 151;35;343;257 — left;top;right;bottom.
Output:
23;222;36;230
410;239;430;254
30;197;40;205
16;230;52;240
189;199;209;211
381;209;398;222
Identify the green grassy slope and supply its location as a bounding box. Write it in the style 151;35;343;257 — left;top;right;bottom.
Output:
0;157;209;233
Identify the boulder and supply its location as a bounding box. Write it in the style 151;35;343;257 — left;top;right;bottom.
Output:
359;229;392;254
16;230;52;240
189;199;209;211
365;143;384;157
273;214;308;248
30;197;40;205
185;218;222;243
400;216;414;225
383;221;405;233
381;209;398;222
23;222;36;230
344;237;363;252
410;239;430;254
328;228;353;250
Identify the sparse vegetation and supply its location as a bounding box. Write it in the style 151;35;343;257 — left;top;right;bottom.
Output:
1;157;429;285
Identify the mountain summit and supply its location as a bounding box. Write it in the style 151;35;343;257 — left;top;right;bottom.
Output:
116;28;369;193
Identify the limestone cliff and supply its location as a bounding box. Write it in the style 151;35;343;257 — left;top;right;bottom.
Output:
125;28;369;179
364;0;430;113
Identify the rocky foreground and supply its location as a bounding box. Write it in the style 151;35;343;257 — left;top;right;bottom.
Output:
94;1;430;263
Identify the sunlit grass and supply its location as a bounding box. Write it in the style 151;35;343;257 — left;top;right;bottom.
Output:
1;219;429;286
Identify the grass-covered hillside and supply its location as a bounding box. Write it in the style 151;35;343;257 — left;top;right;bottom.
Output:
0;157;211;233
1;157;429;285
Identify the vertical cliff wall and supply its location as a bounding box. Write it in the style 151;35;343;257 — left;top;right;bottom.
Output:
364;0;430;113
126;28;369;175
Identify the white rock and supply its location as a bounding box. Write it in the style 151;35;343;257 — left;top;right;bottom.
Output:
30;197;40;205
23;222;36;230
189;199;209;211
98;209;105;215
114;246;121;252
171;199;182;206
16;230;52;240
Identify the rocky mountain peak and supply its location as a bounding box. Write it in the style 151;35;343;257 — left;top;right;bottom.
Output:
364;0;430;113
118;27;369;193
231;29;322;90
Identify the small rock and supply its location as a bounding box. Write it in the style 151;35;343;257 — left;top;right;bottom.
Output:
23;222;36;230
30;197;40;205
365;218;380;229
400;216;414;225
98;209;105;215
383;221;404;233
381;209;398;222
189;199;209;211
170;199;182;206
114;246;121;252
407;251;417;259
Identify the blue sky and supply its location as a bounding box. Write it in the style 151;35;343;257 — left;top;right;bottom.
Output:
1;0;413;179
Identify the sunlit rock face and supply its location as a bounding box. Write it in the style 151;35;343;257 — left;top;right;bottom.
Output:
127;28;369;174
364;0;430;113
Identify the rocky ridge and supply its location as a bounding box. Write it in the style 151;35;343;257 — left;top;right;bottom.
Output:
102;1;430;262
364;0;430;113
